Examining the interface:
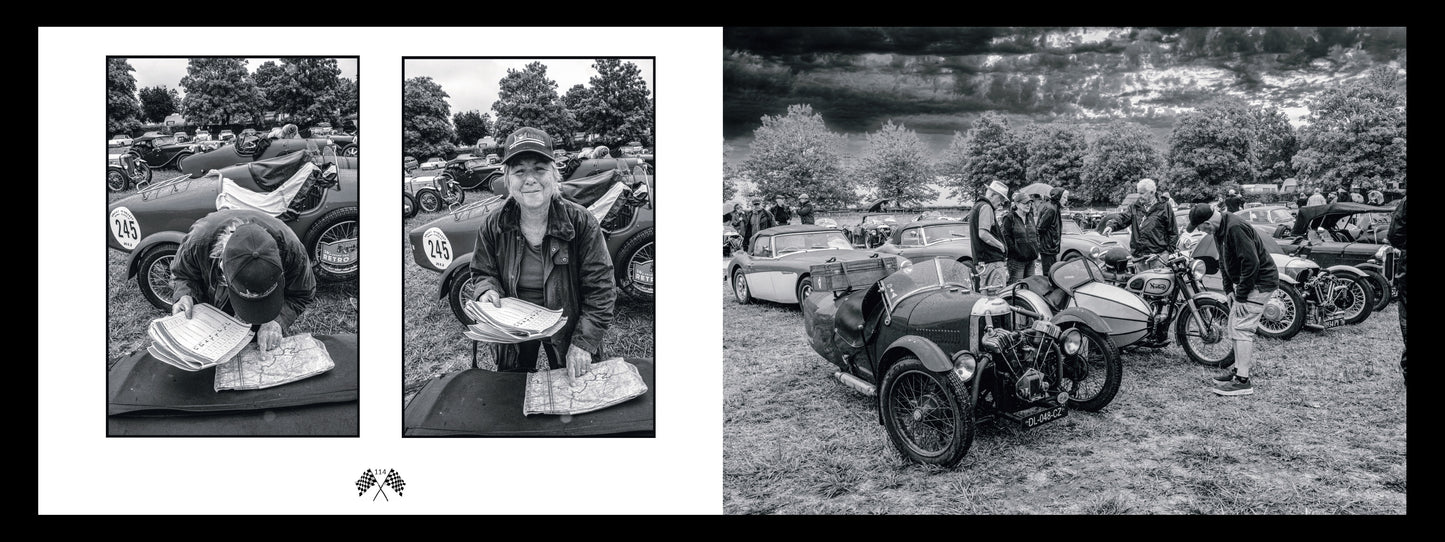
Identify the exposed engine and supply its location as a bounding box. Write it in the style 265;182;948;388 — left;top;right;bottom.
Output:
981;327;1055;404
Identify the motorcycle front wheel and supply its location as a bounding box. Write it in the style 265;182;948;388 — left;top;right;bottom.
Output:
1257;283;1305;340
1332;273;1374;326
879;357;974;468
1175;297;1234;368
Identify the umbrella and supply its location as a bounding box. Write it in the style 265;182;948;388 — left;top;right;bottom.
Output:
1019;182;1053;199
864;198;894;212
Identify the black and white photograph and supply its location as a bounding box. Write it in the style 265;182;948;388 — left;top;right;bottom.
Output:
400;57;658;437
104;56;361;436
722;27;1406;514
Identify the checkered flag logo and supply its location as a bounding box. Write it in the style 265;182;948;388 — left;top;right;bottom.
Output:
355;470;378;496
383;469;406;497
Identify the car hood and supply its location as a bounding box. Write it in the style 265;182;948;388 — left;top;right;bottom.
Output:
774;248;888;265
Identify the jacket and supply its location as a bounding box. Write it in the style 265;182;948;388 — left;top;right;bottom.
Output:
169;209;316;329
1106;197;1179;256
969;198;1007;264
748;209;775;247
1001;208;1040;262
1388;196;1406;277
1036;200;1062;254
1216;212;1278;299
469;194;617;369
770;203;792;225
796;202;815;225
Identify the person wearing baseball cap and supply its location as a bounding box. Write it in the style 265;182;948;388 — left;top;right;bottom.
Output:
796;193;815;225
1187;203;1278;396
969;180;1011;290
169;209;317;350
469;127;616;384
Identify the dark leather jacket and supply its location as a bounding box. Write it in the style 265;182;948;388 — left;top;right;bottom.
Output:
1106;197;1179;256
169;209;316;329
469;194;616;369
1036;200;1062;254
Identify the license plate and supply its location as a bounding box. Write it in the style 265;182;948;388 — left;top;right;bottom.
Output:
1322;317;1345;329
1021;405;1068;429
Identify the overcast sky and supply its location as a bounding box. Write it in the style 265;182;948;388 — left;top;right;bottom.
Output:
125;57;359;98
404;58;654;119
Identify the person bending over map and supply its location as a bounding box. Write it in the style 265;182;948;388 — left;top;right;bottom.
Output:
169;209;317;350
469;127;617;382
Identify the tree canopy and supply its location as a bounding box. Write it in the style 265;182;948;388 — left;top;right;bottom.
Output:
950;112;1027;199
1292;67;1406;191
573;59;654;148
106;58;142;135
138;86;179;124
1080;122;1161;205
853;121;938;207
254;58;345;130
739;104;853;207
403;76;456;160
180;58;264;127
453;110;491;147
491;62;575;146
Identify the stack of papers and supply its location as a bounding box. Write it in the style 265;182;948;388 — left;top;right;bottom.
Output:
462;297;568;344
147;304;255;371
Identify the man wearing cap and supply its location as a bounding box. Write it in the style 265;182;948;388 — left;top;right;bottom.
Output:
745;198;775;251
770;196;793;226
796;193;815;225
1224;188;1244;213
470;127;616;383
1188;203;1278;396
969;180;1011;289
1103;178;1179;268
169;209;317;350
1036;188;1068;274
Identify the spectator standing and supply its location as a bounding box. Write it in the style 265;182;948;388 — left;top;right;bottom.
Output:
1002;192;1040;283
1036;188;1067;274
969;181;1010;289
1307;189;1327;207
1224;189;1245;213
796;193;815;225
770;196;792;226
746;198;775;250
1388;196;1406;385
1103;178;1179;269
1187;204;1279;396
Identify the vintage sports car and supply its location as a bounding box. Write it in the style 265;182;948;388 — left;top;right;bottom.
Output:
125;134;205;169
1235;205;1295;239
403;171;465;216
107;153;152;192
1281;202;1395;310
419;157;445;170
409;161;655;323
874;218;1123;269
175;135;318;177
194;130;212;142
728;224;894;309
109;133;133;147
218;129;235;141
436;154;503;191
107;150;359;310
802;257;1122;467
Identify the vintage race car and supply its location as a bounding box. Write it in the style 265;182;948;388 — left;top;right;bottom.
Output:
728;224;895;309
107;150;359;311
126;134;205;169
403;171;465;215
409;160;655;323
437;154;503;191
175;136;318;177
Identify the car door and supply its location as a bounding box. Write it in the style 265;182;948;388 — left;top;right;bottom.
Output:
742;235;780;301
893;226;926;263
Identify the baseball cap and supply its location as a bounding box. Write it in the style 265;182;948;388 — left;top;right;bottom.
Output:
501;127;555;164
1186;203;1215;233
223;223;286;324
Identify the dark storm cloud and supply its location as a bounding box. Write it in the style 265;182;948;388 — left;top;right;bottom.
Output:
724;27;1013;56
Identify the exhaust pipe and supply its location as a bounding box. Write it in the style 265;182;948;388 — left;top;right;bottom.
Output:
834;372;876;396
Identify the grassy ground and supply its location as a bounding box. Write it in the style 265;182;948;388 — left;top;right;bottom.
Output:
105;166;359;369
401;203;656;408
722;276;1406;515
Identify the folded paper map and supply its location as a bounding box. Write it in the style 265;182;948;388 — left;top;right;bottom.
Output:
213;333;335;391
147;304;255;371
463;298;567;344
523;357;648;416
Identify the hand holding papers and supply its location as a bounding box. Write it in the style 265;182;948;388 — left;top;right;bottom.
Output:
463;297;568;344
146;303;255;371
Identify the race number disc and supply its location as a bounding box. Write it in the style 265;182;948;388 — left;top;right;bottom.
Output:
422;227;453;269
109;207;141;250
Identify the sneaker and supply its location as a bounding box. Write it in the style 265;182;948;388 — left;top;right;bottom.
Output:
1213;376;1254;396
1212;366;1237;382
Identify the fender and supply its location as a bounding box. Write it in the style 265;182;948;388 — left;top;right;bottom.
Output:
1276;272;1298;286
437;252;476;299
124;232;187;279
1354;262;1384;275
1050;307;1114;336
1326;264;1369;279
881;335;954;373
1003;288;1055;321
1192;290;1231;305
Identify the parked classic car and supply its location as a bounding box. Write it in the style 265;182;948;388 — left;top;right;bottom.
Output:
409;160;655;323
125;134;203;169
419;157;445;170
107;151;359;311
218;129;235;141
1235;204;1295;239
175;135;319;177
436;154;503;190
108;133;133;147
106;153;151;192
403;171;465;216
194;130;212;142
729;224;895;309
173;131;190;142
873;218;1124;269
1279;202;1397;310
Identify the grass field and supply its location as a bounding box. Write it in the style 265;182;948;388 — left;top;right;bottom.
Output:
105;166;359;370
722;275;1406;515
401;203;656;408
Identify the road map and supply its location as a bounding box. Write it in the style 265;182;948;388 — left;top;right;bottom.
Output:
523;358;647;416
213;333;335;391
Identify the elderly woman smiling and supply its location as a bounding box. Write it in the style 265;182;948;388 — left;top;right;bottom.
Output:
469;127;617;383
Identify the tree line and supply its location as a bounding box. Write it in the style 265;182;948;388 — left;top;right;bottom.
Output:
106;58;359;137
726;66;1405;209
403;59;655;161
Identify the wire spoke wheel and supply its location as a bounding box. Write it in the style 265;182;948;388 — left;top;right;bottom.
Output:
1332;275;1372;324
1178;298;1234;367
147;254;176;305
316;220;359;275
628;242;655;295
889;370;956;457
